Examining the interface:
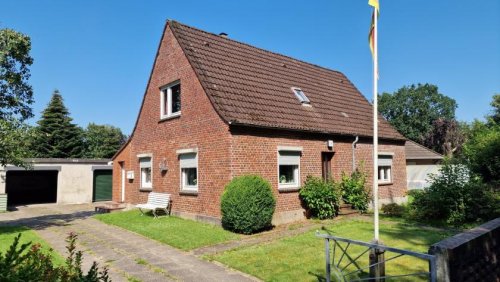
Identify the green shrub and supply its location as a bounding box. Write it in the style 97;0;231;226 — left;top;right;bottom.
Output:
407;160;500;226
381;203;406;217
221;175;276;234
0;232;109;282
299;176;341;219
339;169;370;212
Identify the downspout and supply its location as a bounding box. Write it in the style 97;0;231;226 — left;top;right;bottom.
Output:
352;136;359;172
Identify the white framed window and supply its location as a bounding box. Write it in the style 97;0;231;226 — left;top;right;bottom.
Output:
378;155;393;183
160;81;181;119
278;150;301;189
179;152;198;191
291;87;310;105
139;157;152;189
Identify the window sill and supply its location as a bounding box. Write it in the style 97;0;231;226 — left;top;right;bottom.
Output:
140;188;153;192
278;187;300;193
179;190;198;196
159;113;181;122
378;182;393;186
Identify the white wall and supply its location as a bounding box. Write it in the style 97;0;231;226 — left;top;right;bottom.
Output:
406;163;441;189
57;164;95;204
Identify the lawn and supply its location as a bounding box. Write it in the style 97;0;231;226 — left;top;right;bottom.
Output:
94;210;240;250
207;219;454;282
0;226;65;265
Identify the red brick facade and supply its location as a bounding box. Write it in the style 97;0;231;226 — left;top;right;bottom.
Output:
113;24;407;224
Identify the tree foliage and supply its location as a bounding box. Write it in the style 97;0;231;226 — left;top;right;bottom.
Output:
0;28;34;121
0;119;35;166
83;123;126;159
31;90;84;158
423;118;465;157
488;93;500;125
407;159;499;226
462;95;500;185
379;83;457;144
0;28;35;167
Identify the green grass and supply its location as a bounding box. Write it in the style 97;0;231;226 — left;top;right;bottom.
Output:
208;220;455;282
0;226;65;265
94;210;240;250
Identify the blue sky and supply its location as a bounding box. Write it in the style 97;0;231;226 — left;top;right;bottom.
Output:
2;0;499;135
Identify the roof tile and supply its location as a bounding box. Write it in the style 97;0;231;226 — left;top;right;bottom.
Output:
170;21;404;140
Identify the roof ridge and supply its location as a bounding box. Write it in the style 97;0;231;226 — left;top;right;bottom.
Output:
168;20;346;78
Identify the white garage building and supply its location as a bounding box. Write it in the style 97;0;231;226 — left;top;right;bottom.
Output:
0;158;112;211
405;141;444;190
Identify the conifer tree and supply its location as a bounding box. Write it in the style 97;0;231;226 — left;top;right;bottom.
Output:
32;90;84;158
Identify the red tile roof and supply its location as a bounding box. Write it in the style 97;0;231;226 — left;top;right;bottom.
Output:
169;20;405;141
405;140;444;160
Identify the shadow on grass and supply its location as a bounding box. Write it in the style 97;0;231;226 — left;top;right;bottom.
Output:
0;225;30;236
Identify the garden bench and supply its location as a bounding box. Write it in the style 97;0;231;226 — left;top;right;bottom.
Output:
136;192;171;218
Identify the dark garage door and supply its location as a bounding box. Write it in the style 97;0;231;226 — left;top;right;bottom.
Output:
93;170;112;202
6;170;58;206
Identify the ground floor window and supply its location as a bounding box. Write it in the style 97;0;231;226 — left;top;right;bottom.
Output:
378;154;393;183
139;157;152;189
179;152;198;191
278;150;301;189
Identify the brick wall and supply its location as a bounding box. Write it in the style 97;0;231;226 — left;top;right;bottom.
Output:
112;25;232;220
230;127;407;222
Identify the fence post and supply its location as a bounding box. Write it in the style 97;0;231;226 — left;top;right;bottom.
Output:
325;238;331;282
369;246;385;282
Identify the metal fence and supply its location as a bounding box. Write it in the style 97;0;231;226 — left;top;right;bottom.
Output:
317;232;437;282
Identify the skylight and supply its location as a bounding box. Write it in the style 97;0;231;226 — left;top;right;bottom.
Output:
291;87;310;104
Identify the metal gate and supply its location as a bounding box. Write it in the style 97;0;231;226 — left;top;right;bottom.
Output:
317;232;437;282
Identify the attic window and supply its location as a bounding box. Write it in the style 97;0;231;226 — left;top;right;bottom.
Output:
291;87;310;105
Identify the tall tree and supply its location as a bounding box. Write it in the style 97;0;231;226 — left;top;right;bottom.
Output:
463;94;500;184
378;83;457;144
32;90;84;158
488;93;500;125
423;118;465;157
83;123;126;159
0;28;34;166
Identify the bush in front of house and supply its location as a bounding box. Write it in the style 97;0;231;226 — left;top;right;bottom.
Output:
339;169;370;212
220;175;276;234
0;232;109;282
381;203;406;217
406;159;500;226
299;176;341;219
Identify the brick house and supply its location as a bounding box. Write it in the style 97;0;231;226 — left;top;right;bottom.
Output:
112;20;407;224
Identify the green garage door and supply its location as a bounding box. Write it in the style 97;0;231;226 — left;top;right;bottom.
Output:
93;170;112;202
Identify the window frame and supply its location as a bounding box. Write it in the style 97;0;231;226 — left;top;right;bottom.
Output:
160;81;181;119
178;150;198;192
138;154;153;191
277;147;302;190
378;154;393;184
291;87;311;105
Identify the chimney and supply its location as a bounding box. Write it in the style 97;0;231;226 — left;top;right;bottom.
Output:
219;32;228;38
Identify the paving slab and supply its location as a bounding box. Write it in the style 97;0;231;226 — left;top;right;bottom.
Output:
0;204;259;282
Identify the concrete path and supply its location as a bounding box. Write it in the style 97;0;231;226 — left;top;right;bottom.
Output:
0;204;258;282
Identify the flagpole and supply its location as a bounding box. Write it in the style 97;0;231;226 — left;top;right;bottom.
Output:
372;7;379;242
